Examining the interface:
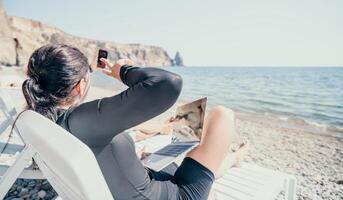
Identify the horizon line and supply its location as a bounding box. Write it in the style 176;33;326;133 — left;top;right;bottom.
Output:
175;65;343;68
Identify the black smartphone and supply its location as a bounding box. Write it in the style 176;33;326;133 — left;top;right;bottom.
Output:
97;49;108;68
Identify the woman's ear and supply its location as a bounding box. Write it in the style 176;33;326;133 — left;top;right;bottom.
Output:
76;82;81;94
79;78;89;96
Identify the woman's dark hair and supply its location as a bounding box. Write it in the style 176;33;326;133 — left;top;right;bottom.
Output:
22;44;89;121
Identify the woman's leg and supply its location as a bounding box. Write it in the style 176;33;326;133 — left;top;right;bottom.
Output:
186;105;237;176
96;133;179;199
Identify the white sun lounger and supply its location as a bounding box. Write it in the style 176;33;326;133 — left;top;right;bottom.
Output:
0;110;114;200
135;135;297;200
0;93;296;200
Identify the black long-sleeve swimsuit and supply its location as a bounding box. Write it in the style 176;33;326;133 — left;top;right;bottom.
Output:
57;66;214;200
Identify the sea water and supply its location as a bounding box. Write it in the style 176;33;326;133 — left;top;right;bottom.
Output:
92;67;343;134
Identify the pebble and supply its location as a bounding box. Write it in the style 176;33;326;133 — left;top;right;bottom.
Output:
18;188;28;196
37;190;46;198
4;179;57;199
27;180;36;188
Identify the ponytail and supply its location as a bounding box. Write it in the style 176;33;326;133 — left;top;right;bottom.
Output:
22;78;59;121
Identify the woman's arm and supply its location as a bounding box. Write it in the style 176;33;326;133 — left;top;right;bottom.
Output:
65;63;182;147
130;121;174;142
133;120;173;135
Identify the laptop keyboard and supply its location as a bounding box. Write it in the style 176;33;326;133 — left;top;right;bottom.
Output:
154;144;195;157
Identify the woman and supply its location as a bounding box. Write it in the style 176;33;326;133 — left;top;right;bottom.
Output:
22;44;245;200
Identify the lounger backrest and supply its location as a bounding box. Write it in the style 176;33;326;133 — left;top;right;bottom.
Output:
15;110;114;200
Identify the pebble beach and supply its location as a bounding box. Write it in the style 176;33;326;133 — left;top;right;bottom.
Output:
0;67;342;200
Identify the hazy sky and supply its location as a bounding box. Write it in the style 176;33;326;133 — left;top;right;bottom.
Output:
4;0;343;66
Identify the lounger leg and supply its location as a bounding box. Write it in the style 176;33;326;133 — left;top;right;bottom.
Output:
284;177;297;200
33;155;76;200
0;145;36;199
0;118;12;134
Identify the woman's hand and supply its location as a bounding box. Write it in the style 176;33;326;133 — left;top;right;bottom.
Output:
135;145;146;160
88;50;112;71
159;122;174;135
133;120;175;136
100;58;135;81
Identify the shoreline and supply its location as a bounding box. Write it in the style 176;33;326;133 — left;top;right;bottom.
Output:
235;110;343;139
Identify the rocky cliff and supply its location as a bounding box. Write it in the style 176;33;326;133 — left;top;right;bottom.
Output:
0;1;179;67
0;0;17;66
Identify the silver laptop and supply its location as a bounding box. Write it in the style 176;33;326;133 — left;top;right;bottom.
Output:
141;97;207;171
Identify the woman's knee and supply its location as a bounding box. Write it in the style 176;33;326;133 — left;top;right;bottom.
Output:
205;106;236;138
210;105;235;121
110;133;135;152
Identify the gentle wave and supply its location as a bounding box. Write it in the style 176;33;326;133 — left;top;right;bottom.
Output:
276;114;343;134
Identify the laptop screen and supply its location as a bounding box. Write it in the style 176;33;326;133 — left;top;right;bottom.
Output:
170;97;207;143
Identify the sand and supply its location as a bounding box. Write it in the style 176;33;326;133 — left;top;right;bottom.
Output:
0;67;342;200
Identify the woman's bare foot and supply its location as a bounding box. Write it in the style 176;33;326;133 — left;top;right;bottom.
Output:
208;145;248;199
215;141;249;179
232;141;249;167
